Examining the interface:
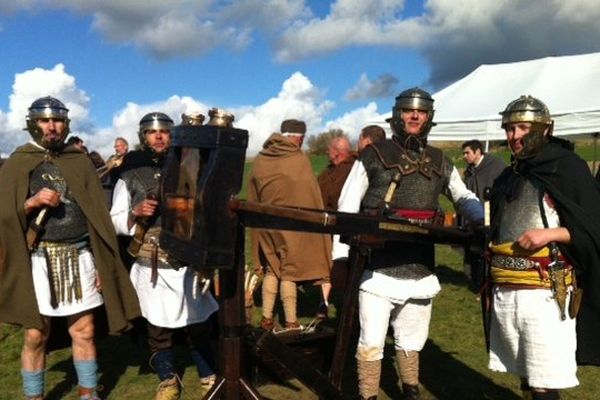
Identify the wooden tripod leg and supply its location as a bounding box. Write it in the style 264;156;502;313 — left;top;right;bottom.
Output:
203;224;264;399
239;377;263;400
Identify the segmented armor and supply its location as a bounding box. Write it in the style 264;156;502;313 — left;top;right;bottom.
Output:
359;138;454;277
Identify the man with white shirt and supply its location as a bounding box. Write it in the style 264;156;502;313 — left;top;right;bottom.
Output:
111;112;218;400
337;88;483;400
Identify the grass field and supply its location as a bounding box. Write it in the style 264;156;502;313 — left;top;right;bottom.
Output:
1;143;599;399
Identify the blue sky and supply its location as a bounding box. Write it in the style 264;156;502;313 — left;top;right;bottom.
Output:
1;0;599;157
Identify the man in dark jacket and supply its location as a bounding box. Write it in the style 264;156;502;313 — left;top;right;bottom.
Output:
461;139;506;201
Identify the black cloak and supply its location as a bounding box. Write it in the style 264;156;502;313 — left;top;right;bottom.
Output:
491;137;600;365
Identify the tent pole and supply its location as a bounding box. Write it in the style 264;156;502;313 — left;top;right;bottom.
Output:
593;133;599;174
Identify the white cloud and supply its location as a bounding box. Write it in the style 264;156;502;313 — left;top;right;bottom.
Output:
0;64;91;157
88;72;335;158
345;73;399;101
275;0;600;88
4;1;600;90
324;102;388;142
47;0;307;59
0;68;343;159
233;72;335;155
87;95;211;158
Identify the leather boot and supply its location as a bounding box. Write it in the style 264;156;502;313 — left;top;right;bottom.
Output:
79;385;102;400
154;376;181;400
520;381;533;400
531;390;560;400
150;350;181;400
401;383;420;400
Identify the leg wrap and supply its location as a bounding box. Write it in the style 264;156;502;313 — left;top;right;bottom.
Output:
396;350;419;386
261;272;279;319
357;359;381;399
280;280;298;324
150;349;177;381
190;345;215;378
73;359;98;391
22;369;45;398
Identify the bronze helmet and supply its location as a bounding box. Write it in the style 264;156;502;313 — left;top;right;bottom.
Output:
387;87;436;139
26;96;70;149
138;112;174;148
500;95;553;159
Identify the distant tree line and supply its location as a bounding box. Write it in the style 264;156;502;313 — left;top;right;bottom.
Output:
306;128;351;155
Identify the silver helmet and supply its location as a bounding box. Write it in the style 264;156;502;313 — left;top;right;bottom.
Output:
387;87;435;138
138;112;174;148
500;95;553;159
26;96;70;148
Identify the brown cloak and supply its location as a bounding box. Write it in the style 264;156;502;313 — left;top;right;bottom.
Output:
317;153;357;210
248;134;331;281
0;143;141;334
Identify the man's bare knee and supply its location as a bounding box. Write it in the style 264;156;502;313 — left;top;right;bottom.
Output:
23;329;48;352
70;322;95;342
68;313;95;342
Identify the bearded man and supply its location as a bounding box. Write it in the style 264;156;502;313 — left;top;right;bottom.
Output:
0;96;140;400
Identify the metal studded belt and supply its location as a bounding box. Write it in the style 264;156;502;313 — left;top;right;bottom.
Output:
490;254;569;271
490;254;541;270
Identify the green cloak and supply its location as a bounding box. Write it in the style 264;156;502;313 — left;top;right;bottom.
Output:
0;143;141;334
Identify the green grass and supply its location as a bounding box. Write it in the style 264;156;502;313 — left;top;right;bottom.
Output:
3;247;599;399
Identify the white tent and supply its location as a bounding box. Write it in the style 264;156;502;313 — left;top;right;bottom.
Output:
380;52;600;144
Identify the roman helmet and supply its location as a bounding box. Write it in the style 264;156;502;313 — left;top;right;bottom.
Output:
26;96;70;149
500;95;553;159
387;87;436;139
138;112;174;149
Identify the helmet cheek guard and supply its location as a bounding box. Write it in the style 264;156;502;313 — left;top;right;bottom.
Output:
500;95;553;159
387;87;436;139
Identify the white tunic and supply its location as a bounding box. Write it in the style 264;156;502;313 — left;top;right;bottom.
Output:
488;191;578;388
111;179;218;329
31;247;104;316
